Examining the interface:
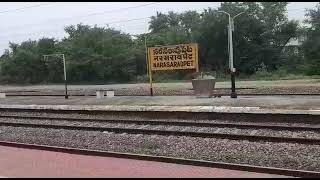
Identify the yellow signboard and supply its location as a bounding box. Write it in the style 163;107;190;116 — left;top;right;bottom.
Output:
148;43;199;71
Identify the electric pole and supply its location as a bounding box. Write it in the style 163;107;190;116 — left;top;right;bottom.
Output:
43;54;69;99
218;10;244;98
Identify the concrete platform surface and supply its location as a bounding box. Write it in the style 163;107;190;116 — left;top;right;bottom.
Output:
1;79;319;91
0;145;289;178
0;96;319;114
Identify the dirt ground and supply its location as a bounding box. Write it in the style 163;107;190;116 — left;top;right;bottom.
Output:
0;79;319;96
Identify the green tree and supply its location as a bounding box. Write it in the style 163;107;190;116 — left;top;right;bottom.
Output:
302;3;320;75
59;24;137;83
0;3;314;84
0;40;50;84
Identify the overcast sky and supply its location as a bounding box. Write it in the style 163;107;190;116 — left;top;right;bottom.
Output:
0;2;318;53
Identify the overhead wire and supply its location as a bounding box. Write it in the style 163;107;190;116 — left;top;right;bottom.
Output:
0;6;312;44
0;3;55;14
0;16;152;39
0;2;160;31
286;8;308;12
0;20;152;41
0;4;312;51
0;6;211;39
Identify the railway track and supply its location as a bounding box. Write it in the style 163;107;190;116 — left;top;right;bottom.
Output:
0;140;319;177
4;93;320;96
0;114;319;131
0;115;320;145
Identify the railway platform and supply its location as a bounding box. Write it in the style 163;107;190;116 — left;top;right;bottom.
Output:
0;95;319;177
0;95;319;114
0;145;288;178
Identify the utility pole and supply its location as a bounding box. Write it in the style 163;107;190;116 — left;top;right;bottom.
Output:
62;54;68;99
145;35;149;77
145;33;154;96
43;54;69;99
218;10;244;98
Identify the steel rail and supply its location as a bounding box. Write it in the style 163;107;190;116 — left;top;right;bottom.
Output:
0;140;318;177
0;115;319;132
0;121;319;145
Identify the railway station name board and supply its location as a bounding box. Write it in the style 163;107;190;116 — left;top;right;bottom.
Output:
148;43;198;71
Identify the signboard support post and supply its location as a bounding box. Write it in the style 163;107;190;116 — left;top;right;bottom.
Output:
149;71;153;96
145;36;149;76
148;48;153;96
195;44;199;73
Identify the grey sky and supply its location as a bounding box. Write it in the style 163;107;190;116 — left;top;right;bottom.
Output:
0;2;318;53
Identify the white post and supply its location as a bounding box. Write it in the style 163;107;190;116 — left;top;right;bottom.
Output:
0;93;5;98
218;10;244;98
96;90;104;99
229;17;235;72
62;54;69;99
62;54;67;82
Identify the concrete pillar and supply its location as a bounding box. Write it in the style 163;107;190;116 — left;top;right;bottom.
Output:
96;91;104;99
106;91;114;98
0;93;6;98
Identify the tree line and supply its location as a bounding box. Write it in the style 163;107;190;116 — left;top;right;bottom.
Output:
0;2;319;84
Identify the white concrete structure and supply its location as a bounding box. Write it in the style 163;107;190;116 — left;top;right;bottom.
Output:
106;91;114;98
0;104;318;115
0;93;6;98
96;90;105;99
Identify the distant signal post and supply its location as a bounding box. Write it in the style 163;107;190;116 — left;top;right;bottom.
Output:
43;54;69;99
147;43;199;96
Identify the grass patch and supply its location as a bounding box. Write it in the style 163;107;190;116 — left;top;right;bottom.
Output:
138;138;161;153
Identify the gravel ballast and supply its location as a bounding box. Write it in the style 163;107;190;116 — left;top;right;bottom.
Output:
1;117;320;139
0;126;319;172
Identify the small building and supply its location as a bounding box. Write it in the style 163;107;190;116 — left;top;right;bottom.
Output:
283;36;306;55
